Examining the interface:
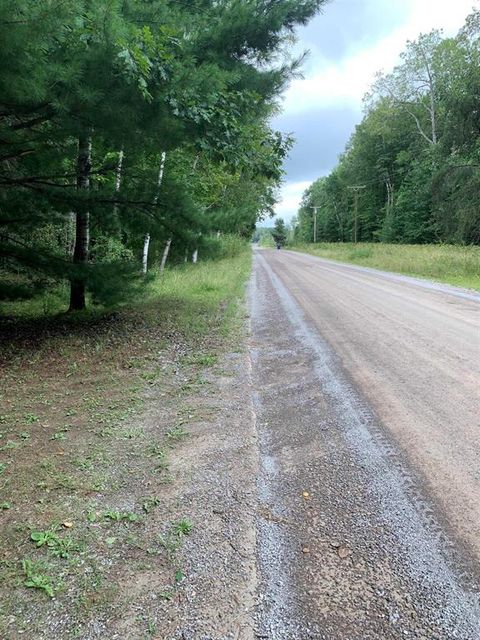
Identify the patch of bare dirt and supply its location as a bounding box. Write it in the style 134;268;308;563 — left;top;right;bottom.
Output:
0;304;258;639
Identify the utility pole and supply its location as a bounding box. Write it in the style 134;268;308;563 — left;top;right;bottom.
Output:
347;185;366;243
310;206;318;243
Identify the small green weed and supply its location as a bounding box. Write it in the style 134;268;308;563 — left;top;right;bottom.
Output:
158;519;193;554
172;519;193;536
188;353;218;367
50;432;66;441
166;425;189;441
22;559;58;598
142;497;160;514
174;569;185;583
147;444;166;458
158;533;181;554
103;510;141;523
30;527;79;559
146;617;157;636
1;440;19;450
121;428;144;440
140;370;160;383
23;413;39;424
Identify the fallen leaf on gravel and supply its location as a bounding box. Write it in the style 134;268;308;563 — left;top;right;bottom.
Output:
330;541;340;548
302;491;310;499
337;545;352;559
62;521;73;528
302;547;310;554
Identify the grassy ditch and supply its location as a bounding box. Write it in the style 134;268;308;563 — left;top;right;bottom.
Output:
291;242;480;291
0;250;251;638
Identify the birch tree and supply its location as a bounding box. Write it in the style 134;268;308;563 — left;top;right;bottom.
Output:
370;31;443;147
0;0;329;307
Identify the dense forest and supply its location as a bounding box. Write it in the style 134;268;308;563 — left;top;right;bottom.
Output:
296;10;480;246
0;0;326;311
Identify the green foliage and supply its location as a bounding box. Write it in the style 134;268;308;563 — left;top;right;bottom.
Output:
198;235;248;261
0;0;326;312
272;218;287;246
295;12;480;246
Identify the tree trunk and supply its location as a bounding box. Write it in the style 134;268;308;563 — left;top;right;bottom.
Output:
113;148;124;218
430;91;437;145
419;44;437;145
192;249;198;263
115;149;124;193
142;233;150;275
159;237;172;275
333;201;344;242
67;212;76;256
69;134;92;311
154;151;166;205
385;177;394;212
143;152;166;274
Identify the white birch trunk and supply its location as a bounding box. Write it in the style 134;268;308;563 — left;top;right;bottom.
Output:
143;152;167;274
154;151;167;205
113;148;124;220
115;149;124;193
142;233;150;275
159;237;172;275
192;249;198;264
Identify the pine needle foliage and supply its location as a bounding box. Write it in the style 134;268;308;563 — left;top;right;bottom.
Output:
0;0;327;310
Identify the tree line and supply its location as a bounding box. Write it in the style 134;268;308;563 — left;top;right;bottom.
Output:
1;0;326;311
296;10;480;246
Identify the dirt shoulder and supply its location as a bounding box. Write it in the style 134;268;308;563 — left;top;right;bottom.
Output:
0;255;258;639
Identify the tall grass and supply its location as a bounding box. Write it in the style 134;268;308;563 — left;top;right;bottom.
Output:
291;243;480;291
0;237;251;321
147;249;252;337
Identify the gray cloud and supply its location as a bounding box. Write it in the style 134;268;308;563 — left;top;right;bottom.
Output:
273;105;361;183
296;0;406;70
275;0;406;188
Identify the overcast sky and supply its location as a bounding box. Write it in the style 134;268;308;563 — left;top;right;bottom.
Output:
270;0;478;225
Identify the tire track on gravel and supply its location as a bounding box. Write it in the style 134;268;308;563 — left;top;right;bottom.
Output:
251;249;480;639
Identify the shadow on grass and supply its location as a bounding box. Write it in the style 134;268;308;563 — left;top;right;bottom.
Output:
0;295;220;365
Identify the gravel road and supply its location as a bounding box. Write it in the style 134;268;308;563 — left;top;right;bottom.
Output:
250;248;480;639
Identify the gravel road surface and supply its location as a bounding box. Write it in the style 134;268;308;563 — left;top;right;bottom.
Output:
250;248;480;639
